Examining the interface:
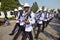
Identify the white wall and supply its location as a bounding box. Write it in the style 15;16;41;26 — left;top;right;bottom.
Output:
0;12;5;18
0;11;15;18
7;11;11;18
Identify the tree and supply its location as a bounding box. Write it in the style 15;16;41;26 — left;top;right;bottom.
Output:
42;6;45;11
32;2;39;13
57;9;60;13
1;0;21;11
0;0;1;11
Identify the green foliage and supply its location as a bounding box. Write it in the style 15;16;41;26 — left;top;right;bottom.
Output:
57;9;60;13
0;17;15;20
1;0;21;11
42;6;45;11
8;17;15;20
32;2;39;13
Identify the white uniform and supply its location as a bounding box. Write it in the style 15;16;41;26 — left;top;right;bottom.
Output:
43;12;48;21
47;13;50;21
41;12;45;21
20;16;25;26
15;12;20;23
51;14;54;18
35;13;43;24
49;13;52;19
31;12;35;18
25;12;35;32
30;12;35;24
46;13;50;21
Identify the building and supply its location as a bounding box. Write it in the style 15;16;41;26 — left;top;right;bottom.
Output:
0;11;15;18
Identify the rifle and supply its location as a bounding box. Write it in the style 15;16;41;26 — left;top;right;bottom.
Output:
24;10;31;24
37;12;42;20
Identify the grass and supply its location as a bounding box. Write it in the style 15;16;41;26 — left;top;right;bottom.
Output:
8;17;15;20
0;17;15;20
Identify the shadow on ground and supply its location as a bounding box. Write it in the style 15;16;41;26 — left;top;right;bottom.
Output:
49;23;60;40
43;31;57;40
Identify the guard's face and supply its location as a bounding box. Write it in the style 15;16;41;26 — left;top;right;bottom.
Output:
54;11;56;13
24;7;29;12
38;11;41;13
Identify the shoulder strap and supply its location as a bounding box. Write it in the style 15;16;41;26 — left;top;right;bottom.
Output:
39;13;42;17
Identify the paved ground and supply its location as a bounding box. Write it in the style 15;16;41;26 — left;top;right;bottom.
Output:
0;18;60;40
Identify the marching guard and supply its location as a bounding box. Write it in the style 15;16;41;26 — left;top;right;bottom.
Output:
9;8;19;36
41;9;47;32
8;2;55;40
9;7;24;40
13;7;24;40
21;3;35;40
35;8;43;39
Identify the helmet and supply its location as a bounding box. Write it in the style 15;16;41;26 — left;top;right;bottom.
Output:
48;9;51;12
24;3;30;7
14;8;18;11
36;7;42;13
54;9;58;13
54;9;57;12
18;7;23;10
44;8;47;11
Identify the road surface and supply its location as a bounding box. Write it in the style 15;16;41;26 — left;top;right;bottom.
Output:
0;18;60;40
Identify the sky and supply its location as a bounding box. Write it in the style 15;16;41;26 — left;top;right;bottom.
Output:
19;0;60;9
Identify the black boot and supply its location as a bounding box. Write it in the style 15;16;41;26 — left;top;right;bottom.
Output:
9;32;14;36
